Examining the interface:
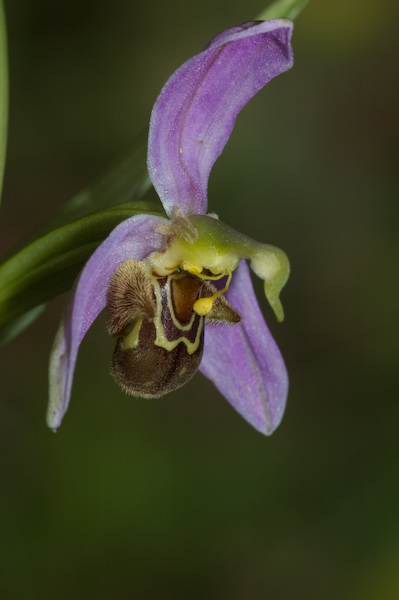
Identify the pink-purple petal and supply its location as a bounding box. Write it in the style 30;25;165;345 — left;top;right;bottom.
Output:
147;19;294;217
48;213;167;430
200;260;288;435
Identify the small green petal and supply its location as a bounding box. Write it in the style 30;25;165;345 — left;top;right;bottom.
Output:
251;248;290;322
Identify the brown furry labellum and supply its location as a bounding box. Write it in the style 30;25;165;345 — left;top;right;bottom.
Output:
107;260;241;398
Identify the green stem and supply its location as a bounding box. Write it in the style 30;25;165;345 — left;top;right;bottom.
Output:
257;0;310;20
0;202;164;340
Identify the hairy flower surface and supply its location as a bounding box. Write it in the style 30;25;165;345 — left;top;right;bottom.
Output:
48;19;294;434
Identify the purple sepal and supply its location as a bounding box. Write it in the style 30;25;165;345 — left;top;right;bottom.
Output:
200;260;288;435
47;214;166;430
147;19;294;217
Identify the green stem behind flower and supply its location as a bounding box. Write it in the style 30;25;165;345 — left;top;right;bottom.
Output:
0;202;164;347
0;128;157;345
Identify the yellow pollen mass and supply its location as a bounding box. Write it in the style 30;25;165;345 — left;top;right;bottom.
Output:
193;297;213;316
193;271;233;317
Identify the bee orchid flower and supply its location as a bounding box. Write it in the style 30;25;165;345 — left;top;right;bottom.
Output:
48;19;294;435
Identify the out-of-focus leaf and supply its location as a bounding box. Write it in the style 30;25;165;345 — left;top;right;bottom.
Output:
26;128;151;244
0;201;164;345
257;0;310;20
0;304;47;348
1;128;154;342
0;0;8;204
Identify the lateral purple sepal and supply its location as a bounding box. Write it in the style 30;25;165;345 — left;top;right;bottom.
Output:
47;214;166;430
200;260;288;434
147;19;294;217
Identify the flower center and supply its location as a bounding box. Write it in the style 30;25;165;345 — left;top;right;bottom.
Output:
106;259;240;400
150;213;290;322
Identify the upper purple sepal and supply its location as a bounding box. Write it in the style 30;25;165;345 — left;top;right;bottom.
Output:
147;19;294;217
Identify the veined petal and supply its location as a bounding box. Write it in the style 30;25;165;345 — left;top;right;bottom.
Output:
147;19;294;217
200;260;288;435
47;213;166;430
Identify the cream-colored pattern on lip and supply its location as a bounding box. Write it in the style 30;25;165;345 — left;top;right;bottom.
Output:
152;277;203;355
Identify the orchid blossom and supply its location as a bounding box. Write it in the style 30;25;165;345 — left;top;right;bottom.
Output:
48;19;294;435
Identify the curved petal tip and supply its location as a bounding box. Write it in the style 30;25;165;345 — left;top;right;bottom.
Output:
200;260;288;435
148;20;294;218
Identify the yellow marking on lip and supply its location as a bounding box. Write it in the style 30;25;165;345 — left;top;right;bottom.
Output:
152;278;203;356
121;318;143;350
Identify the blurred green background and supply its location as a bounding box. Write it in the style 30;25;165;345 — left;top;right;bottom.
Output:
1;1;399;598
